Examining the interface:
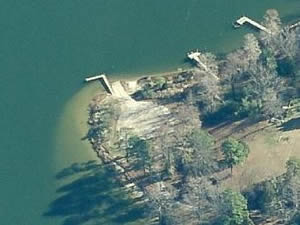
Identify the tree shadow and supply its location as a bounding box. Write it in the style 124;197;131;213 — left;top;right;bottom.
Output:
279;117;300;132
44;161;148;225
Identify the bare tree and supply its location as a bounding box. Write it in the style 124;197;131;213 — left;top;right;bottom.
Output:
192;74;222;113
263;9;282;35
243;33;262;63
144;182;181;225
260;87;284;119
280;175;300;222
260;9;281;55
156;122;177;177
223;34;262;99
245;64;284;119
184;177;223;225
173;103;201;135
276;27;299;60
260;9;299;61
225;33;261;75
199;52;219;76
193;52;220;81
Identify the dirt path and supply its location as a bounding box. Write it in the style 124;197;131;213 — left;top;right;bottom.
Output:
111;81;132;99
111;81;176;139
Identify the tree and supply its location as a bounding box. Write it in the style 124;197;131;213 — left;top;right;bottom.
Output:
187;128;216;176
223;34;261;100
118;127;134;162
295;70;300;93
176;128;216;177
127;136;152;174
156;122;177;177
286;157;300;178
87;102;118;145
220;190;254;225
144;181;180;225
263;9;281;34
241;63;284;119
224;34;257;76
184;177;223;225
192;74;222;114
276;27;299;61
173;103;201;136
260;9;281;49
243;33;262;64
260;9;299;63
274;158;300;223
221;138;249;174
195;52;219;79
251;179;279;214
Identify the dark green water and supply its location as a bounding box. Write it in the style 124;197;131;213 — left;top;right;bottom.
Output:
1;1;300;224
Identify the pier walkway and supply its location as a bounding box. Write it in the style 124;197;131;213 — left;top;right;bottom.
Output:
289;21;300;30
235;16;271;34
85;74;114;95
187;51;219;80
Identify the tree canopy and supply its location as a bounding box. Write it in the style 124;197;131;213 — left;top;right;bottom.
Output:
220;190;254;225
127;136;151;173
221;138;249;174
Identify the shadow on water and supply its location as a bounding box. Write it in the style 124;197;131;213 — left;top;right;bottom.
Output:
44;160;147;225
279;117;300;132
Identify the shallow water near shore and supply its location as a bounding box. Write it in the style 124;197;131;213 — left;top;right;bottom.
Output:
1;0;300;224
52;83;149;225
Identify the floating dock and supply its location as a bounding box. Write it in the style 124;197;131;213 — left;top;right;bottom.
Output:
187;51;219;80
85;74;114;95
234;16;271;34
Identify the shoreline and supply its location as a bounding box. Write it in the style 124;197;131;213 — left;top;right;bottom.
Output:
112;67;194;81
84;66;194;84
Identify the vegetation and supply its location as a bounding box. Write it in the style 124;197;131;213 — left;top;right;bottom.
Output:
221;138;249;174
127;135;152;174
183;128;216;176
220;190;253;225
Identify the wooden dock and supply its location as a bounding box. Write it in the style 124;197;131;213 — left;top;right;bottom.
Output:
289;21;300;30
234;16;271;34
85;74;114;95
187;51;219;80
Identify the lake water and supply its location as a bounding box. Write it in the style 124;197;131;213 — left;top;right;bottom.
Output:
1;1;300;224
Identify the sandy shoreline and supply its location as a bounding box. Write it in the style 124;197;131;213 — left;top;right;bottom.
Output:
106;67;193;82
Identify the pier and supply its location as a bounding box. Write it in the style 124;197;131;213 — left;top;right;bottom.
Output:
85;74;114;95
289;21;300;30
187;51;219;80
234;16;271;34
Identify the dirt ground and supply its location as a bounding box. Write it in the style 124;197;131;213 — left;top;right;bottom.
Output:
209;118;300;191
104;80;300;193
